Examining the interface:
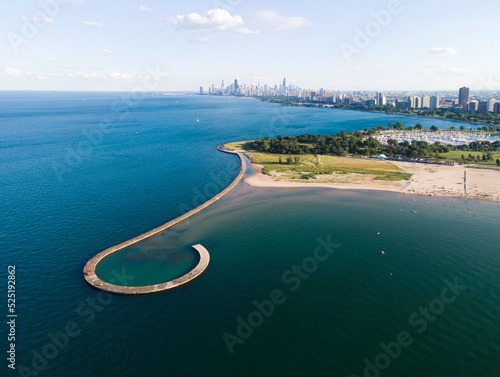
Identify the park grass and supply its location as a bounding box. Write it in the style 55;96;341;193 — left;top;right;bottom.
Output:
240;146;412;182
439;150;500;167
224;140;254;151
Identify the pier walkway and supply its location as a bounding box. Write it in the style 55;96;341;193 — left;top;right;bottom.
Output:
83;146;246;294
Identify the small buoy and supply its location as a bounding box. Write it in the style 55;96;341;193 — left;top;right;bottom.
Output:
381;251;385;255
377;232;380;235
390;273;392;276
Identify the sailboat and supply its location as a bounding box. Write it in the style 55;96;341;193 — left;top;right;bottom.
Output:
196;118;200;123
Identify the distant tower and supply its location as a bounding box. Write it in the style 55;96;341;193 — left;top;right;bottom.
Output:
459;86;470;109
200;86;203;95
377;92;386;106
221;80;224;89
283;77;286;90
430;96;440;109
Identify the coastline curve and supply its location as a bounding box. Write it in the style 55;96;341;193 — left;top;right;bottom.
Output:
83;146;246;294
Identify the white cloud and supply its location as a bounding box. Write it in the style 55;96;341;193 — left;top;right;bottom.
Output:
108;72;132;80
429;47;458;56
22;16;56;24
101;48;113;54
82;20;103;28
254;10;309;31
71;71;133;80
139;5;153;12
0;67;134;81
188;37;218;44
168;8;244;32
231;27;259;36
3;67;23;78
418;62;473;75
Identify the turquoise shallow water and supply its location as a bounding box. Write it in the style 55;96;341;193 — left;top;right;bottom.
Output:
1;92;499;377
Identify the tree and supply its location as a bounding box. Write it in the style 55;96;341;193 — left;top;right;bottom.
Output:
430;125;439;132
460;126;466;130
415;123;423;130
451;126;456;130
388;138;398;146
496;159;500;166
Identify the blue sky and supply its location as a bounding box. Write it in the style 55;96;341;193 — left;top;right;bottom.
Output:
1;0;499;91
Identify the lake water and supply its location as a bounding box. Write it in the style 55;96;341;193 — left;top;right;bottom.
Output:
1;92;499;377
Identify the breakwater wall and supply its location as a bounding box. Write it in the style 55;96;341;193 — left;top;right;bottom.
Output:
83;146;246;294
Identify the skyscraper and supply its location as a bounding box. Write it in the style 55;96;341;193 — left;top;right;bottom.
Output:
234;79;239;92
488;99;498;112
458;86;470;109
377;92;386;106
421;96;430;108
283;77;286;91
430;96;440;109
468;100;478;112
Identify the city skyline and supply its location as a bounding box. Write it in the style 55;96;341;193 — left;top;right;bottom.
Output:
199;77;499;113
1;0;500;91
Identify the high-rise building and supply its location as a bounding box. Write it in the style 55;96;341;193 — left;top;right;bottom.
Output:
430;96;440;109
487;99;498;112
200;86;203;95
408;96;421;108
234;79;239;93
414;97;420;108
283;77;286;91
377;92;387;106
468;100;478;112
421;96;430;108
478;101;488;112
494;103;500;114
458;86;470;109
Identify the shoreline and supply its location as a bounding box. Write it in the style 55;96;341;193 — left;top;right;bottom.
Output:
257;98;499;128
83;146;247;294
243;158;500;203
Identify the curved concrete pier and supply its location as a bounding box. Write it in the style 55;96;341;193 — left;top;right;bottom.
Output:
83;146;246;294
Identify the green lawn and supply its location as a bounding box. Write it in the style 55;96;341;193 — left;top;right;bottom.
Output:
224;141;254;151
439;151;500;167
230;143;412;182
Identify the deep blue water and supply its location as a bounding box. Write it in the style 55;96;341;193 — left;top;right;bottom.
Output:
1;92;499;377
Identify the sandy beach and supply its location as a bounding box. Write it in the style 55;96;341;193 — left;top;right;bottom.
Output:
245;160;500;202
